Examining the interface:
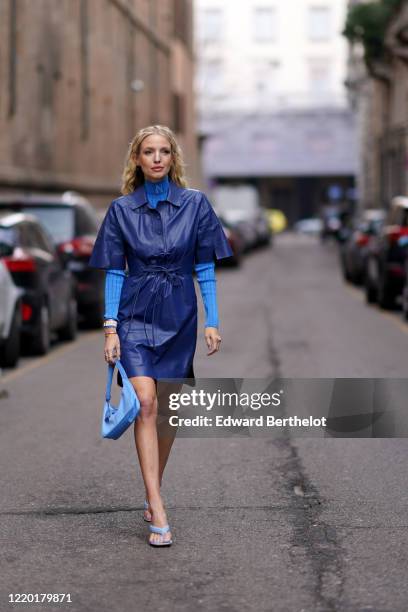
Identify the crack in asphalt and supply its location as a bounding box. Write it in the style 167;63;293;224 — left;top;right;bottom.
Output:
276;438;346;611
264;303;346;611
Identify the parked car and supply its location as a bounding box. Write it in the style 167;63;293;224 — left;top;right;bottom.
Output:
220;216;258;253
212;185;272;250
0;191;104;327
293;218;323;236
339;209;385;285
0;255;23;368
401;242;408;320
320;205;342;241
217;219;245;267
364;197;408;308
0;212;77;355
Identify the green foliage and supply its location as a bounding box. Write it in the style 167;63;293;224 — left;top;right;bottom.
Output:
343;0;402;68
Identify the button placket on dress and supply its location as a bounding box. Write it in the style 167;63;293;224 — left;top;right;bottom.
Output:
122;197;179;348
155;200;167;253
147;201;166;251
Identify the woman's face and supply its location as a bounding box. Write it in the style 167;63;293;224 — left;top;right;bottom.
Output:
134;134;173;182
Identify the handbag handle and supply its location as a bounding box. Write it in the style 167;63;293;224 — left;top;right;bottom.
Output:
105;360;128;402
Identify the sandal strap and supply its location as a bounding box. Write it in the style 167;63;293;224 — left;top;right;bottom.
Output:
149;524;170;535
144;500;149;510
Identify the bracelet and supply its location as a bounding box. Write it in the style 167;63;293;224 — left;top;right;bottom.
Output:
103;319;118;328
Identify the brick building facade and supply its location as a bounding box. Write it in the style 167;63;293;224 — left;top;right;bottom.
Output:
0;0;202;207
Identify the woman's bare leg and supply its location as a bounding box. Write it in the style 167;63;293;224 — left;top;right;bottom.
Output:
143;381;183;520
129;375;171;545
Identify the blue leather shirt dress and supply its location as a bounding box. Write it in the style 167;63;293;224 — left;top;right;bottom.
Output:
88;179;233;384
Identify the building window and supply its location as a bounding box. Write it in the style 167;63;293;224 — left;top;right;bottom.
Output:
308;6;331;41
253;7;277;42
200;8;223;42
200;58;224;96
308;57;331;92
253;58;280;95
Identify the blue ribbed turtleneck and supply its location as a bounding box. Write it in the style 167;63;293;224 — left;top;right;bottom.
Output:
144;175;169;209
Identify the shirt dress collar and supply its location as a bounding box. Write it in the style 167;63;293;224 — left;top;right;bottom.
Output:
129;177;184;210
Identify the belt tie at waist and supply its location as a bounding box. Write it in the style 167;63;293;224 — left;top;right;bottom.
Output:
123;263;186;348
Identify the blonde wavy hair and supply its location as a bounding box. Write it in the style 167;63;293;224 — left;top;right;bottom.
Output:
121;125;188;195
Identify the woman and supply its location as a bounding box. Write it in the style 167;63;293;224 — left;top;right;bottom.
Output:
88;125;232;547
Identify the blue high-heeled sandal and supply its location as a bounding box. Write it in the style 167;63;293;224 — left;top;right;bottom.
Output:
143;500;152;523
149;524;173;547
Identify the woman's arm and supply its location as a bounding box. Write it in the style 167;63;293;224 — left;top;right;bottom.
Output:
195;261;219;328
104;269;126;321
103;269;125;365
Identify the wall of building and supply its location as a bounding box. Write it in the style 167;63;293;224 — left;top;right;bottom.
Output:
195;0;356;222
346;0;408;210
195;0;349;113
0;0;202;207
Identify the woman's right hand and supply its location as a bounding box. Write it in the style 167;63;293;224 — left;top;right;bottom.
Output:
104;333;121;365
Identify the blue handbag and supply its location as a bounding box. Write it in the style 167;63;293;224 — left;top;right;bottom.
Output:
101;360;140;440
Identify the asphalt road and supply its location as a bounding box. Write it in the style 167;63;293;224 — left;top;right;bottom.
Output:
0;233;407;612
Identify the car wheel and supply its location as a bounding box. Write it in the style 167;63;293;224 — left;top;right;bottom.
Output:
352;271;364;287
377;275;395;310
402;285;408;321
342;262;352;282
0;302;22;368
364;273;377;304
31;302;51;355
58;297;78;341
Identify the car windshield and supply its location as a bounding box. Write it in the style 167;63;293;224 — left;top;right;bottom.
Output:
20;206;74;243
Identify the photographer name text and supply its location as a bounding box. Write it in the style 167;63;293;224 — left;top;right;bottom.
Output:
168;415;327;428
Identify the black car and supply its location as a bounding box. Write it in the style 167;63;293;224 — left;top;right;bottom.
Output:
365;197;408;308
0;191;104;327
339;209;385;285
0;212;77;354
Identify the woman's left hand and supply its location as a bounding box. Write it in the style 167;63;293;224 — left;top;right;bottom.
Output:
205;327;222;355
